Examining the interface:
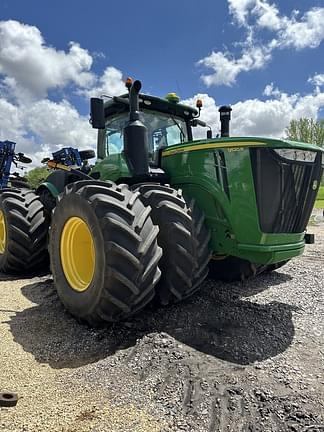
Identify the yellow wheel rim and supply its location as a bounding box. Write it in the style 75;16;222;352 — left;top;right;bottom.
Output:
60;217;95;292
0;210;6;254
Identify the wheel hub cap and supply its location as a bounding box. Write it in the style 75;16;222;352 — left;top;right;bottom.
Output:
0;210;6;254
60;217;95;292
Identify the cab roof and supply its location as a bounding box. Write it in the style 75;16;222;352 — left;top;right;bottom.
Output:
103;93;198;120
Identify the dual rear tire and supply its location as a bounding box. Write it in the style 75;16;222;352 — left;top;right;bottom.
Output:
135;184;211;305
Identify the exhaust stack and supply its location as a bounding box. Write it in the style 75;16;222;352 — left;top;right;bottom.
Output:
123;80;149;177
219;105;232;137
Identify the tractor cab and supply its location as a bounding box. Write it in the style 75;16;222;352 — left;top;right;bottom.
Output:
101;100;189;159
91;81;217;183
95;92;200;169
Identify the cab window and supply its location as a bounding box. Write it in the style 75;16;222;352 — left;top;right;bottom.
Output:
105;115;126;155
103;110;188;158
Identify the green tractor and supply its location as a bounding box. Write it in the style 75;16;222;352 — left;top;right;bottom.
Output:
0;79;322;325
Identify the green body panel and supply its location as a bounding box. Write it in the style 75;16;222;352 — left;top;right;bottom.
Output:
161;143;291;264
92;153;129;182
93;110;323;265
160;136;322;263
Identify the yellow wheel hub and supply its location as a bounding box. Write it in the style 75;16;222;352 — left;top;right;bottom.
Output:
0;210;6;254
60;217;95;292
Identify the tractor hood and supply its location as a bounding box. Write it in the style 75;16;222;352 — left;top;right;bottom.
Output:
162;136;324;158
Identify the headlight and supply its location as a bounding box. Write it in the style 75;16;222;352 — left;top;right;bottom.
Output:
273;148;317;163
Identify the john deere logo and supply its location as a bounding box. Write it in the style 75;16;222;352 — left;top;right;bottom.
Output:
312;180;318;190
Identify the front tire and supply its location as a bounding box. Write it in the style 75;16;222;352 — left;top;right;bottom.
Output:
49;181;162;325
136;184;211;305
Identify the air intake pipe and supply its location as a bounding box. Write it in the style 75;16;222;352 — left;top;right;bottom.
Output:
219;105;232;137
123;80;149;177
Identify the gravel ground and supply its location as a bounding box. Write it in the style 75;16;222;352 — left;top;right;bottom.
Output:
0;219;323;432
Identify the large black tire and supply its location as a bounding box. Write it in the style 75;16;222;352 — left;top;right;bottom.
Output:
209;256;264;282
79;149;95;161
136;184;211;305
0;188;49;273
49;180;162;325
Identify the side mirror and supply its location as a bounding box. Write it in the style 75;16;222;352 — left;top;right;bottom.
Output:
90;98;105;129
207;130;212;139
191;119;207;127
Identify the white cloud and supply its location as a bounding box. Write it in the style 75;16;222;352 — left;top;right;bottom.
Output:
228;0;257;26
198;45;271;86
228;0;324;48
0;20;118;168
0;97;97;168
0;20;127;102
184;88;324;139
254;1;282;31
308;73;324;87
231;1;324;49
292;92;324;120
0;20;94;100
198;2;324;86
279;8;324;50
24;99;96;151
231;94;298;136
263;82;281;98
80;66;126;98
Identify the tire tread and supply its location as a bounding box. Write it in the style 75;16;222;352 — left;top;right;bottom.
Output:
50;180;162;324
136;184;211;305
0;188;49;273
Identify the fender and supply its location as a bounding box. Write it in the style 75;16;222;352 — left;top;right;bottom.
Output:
36;170;82;197
36;181;60;198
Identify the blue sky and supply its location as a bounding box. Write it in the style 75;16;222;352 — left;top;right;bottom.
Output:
0;0;323;163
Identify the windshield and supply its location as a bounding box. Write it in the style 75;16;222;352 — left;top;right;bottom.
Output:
103;110;188;160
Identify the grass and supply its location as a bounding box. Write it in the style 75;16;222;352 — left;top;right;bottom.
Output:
317;185;324;200
315;185;324;209
314;200;324;209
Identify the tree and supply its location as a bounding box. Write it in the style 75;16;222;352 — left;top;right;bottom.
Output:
25;166;49;189
285;118;324;147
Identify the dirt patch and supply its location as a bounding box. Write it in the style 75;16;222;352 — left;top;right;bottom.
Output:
0;223;323;431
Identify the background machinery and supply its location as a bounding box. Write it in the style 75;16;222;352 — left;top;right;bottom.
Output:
0;141;48;273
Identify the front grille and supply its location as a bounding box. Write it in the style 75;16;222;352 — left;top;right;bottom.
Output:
250;148;323;233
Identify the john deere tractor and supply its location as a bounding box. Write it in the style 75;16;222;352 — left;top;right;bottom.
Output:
0;79;322;325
